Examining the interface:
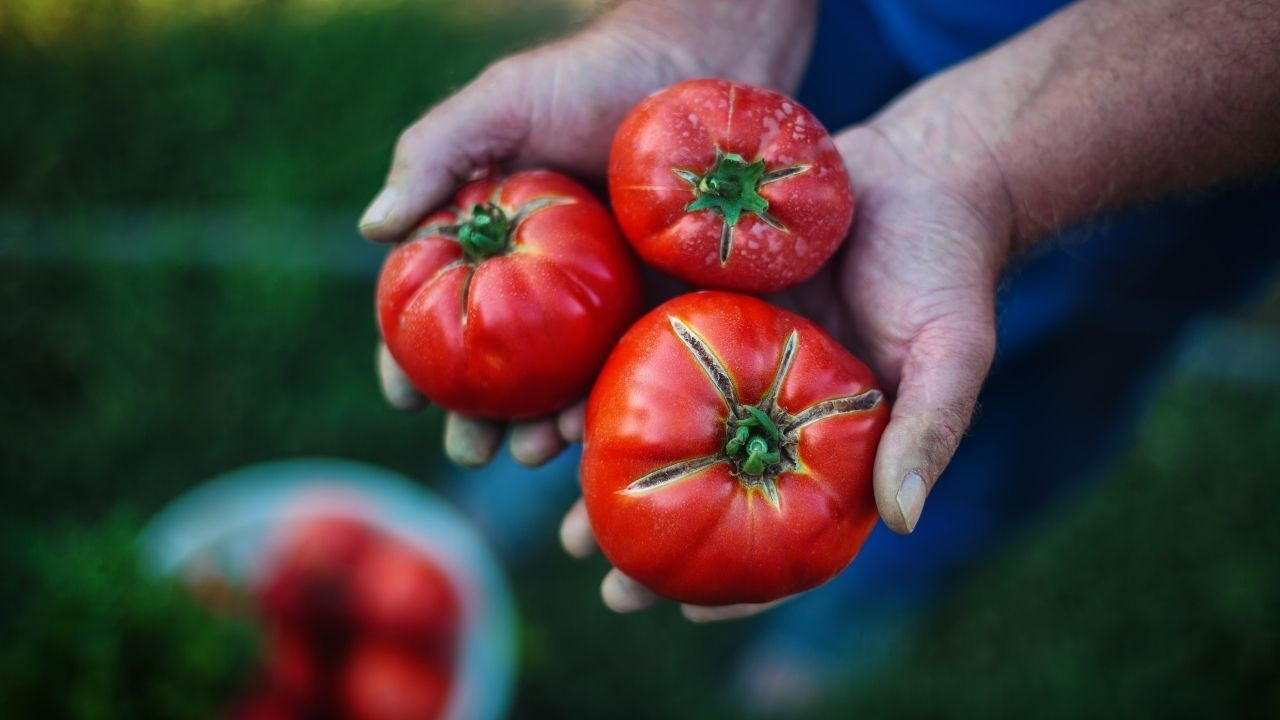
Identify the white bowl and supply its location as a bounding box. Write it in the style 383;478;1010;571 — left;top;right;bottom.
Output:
141;457;518;720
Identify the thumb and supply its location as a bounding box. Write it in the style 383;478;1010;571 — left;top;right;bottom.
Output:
358;60;532;241
873;315;996;534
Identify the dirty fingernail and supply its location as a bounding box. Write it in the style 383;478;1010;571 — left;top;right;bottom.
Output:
896;471;927;533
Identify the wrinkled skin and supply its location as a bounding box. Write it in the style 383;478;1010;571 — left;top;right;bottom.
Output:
583;292;887;605
377;171;642;420
610;79;853;293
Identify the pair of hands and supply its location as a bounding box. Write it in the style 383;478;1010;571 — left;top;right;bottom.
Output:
360;16;1013;621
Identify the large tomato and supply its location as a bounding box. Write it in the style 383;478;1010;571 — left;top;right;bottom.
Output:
377;170;642;420
581;291;888;605
608;79;854;294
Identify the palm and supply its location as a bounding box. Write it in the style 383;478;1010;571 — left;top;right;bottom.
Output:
784;126;1000;427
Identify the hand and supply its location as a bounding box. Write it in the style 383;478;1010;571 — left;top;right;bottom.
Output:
363;0;819;468
559;86;1014;620
363;33;684;467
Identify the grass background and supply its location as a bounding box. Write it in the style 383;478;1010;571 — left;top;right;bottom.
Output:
2;0;1279;717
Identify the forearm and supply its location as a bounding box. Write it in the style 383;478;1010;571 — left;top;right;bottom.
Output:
877;0;1280;249
590;0;819;92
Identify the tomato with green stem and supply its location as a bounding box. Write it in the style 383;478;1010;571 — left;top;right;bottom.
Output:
608;79;854;293
377;170;642;420
581;291;888;605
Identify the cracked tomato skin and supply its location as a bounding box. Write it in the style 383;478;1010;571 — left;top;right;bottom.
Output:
581;291;888;605
377;170;643;420
608;79;854;294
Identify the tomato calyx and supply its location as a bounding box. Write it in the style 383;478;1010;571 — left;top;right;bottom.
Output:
680;151;769;228
673;149;812;265
725;406;782;476
623;316;885;509
457;203;509;261
410;195;573;264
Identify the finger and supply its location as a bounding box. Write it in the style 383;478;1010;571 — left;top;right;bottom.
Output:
508;418;567;467
559;497;597;559
556;399;588;444
873;319;996;534
376;342;427;411
600;569;664;614
358;60;531;241
680;599;785;623
443;413;504;468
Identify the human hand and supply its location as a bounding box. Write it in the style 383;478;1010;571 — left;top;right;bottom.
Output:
364;0;819;468
560;86;1014;620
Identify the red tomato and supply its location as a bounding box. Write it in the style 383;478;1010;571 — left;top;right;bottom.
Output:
377;170;643;420
608;79;854;294
257;516;373;630
581;291;888;605
230;690;299;720
260;625;320;708
349;538;460;657
341;641;450;720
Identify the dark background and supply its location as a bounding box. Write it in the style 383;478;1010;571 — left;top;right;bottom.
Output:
3;0;1279;717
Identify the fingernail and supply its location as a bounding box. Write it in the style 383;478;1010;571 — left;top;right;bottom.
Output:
896;471;928;533
359;186;398;231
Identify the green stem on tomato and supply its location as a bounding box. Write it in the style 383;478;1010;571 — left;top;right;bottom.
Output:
685;151;770;227
725;405;782;476
457;203;509;261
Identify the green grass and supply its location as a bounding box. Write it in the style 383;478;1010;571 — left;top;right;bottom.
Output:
822;380;1280;719
0;0;571;208
2;1;1279;717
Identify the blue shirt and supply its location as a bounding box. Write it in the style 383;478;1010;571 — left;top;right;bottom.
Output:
865;0;1069;75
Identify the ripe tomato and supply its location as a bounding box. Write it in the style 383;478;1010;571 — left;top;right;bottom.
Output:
257;515;372;631
608;79;854;294
230;690;299;720
377;170;642;420
581;291;888;605
349;538;460;657
341;640;450;720
261;625;321;708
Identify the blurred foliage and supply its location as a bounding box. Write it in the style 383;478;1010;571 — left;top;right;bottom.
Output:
821;379;1280;719
1;0;1278;717
0;0;572;208
0;514;258;719
0;251;442;523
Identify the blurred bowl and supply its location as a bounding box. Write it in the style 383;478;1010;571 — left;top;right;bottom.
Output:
141;457;517;720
